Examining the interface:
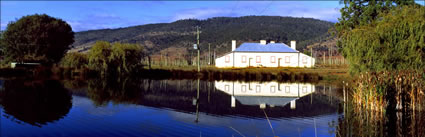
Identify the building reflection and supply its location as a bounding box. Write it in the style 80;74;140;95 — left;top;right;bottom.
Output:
215;81;315;109
62;79;337;118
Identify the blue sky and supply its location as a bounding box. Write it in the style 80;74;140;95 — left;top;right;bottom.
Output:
1;1;423;32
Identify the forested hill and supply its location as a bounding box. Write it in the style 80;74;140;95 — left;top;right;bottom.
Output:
72;16;333;56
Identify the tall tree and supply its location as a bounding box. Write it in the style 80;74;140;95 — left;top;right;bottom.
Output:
0;14;74;64
338;4;424;73
335;0;415;38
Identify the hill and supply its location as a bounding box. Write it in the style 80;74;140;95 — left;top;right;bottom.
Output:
72;16;334;58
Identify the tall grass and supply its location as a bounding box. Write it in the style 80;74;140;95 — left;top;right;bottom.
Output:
351;70;425;112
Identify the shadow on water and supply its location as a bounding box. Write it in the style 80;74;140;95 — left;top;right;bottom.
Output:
0;79;72;127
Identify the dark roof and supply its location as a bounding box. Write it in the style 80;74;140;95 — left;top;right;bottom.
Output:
234;43;298;53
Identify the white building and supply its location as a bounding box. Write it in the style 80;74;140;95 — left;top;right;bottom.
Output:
215;81;315;109
215;40;315;68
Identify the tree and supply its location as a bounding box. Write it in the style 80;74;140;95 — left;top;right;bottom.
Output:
60;52;88;69
88;41;144;75
109;42;143;73
341;5;425;73
0;14;74;64
88;41;111;73
335;0;415;35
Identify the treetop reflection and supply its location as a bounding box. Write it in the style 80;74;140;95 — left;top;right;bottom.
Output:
0;79;72;127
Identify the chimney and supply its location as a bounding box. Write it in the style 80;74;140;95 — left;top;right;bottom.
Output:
270;41;275;44
260;40;267;45
291;41;296;50
232;40;236;51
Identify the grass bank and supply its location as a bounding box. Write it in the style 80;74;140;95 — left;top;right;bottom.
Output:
0;65;349;83
143;65;349;83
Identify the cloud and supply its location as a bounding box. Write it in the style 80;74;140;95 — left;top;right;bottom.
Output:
66;13;147;32
278;7;341;22
1;1;342;32
170;1;341;23
1;22;8;30
172;8;237;21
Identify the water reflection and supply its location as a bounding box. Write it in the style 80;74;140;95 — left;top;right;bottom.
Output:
0;79;72;127
1;77;423;136
337;103;425;137
86;78;142;106
215;81;315;109
64;79;338;118
0;78;341;137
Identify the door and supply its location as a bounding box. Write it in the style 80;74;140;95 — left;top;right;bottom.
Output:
249;58;253;67
278;58;282;67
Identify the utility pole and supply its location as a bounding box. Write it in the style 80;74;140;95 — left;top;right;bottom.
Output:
196;26;201;72
208;43;211;65
311;47;313;67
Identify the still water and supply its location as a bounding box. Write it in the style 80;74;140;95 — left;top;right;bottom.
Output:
0;78;343;137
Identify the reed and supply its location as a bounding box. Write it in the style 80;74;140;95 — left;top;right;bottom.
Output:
351;70;425;112
337;98;425;137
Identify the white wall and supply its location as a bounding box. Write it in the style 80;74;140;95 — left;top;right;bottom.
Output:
215;81;315;97
215;52;235;68
215;52;315;68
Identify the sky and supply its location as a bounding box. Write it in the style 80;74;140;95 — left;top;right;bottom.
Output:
1;1;424;32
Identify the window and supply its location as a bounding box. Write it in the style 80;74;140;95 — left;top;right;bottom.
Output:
256;56;261;63
225;55;230;63
285;86;290;93
241;85;246;92
270;86;276;93
285;56;290;63
256;85;261;93
270;56;276;63
302;56;308;64
225;85;230;92
278;84;281;91
302;86;307;93
242;55;247;63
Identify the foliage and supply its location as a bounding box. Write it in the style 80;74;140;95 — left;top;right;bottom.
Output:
335;0;415;38
339;5;425;73
88;41;143;75
0;14;74;64
73;16;334;55
60;52;88;68
110;42;143;73
88;41;111;72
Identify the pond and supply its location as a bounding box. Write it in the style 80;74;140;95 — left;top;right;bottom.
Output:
1;78;421;137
